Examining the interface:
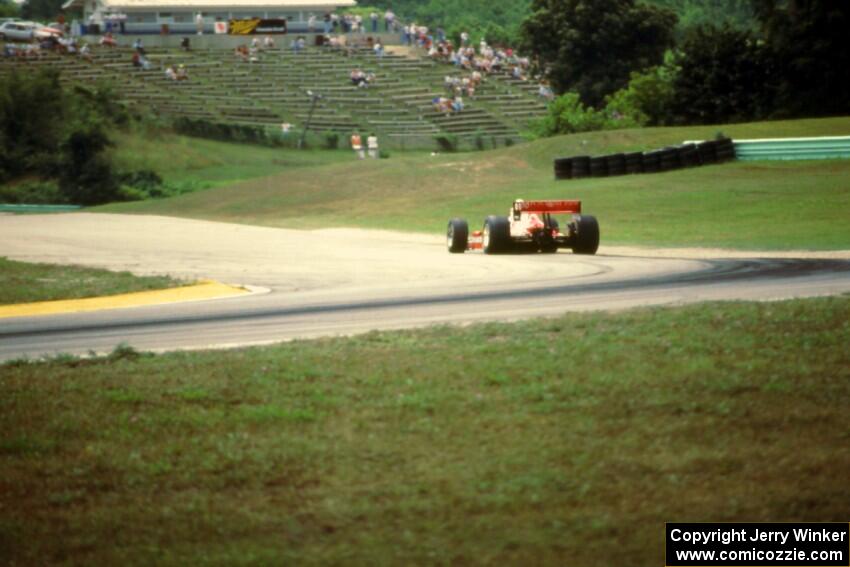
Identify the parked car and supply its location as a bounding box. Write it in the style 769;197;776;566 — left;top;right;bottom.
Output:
0;21;62;42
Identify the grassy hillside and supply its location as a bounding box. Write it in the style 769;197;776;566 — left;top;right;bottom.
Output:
110;131;352;193
100;117;850;250
2;296;848;565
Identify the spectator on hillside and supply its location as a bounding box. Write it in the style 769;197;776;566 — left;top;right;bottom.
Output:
235;44;249;62
308;13;316;32
195;12;204;35
165;64;177;80
323;12;331;34
350;132;364;159
370;11;378;32
538;82;554;101
263;35;275;49
176;64;188;81
373;40;383;59
367;133;379;159
133;38;145;55
452;95;464;113
460;31;469;46
79;42;92;62
100;32;117;47
350;68;366;87
180;37;191;51
384;10;395;31
251;37;260;49
355;14;363;34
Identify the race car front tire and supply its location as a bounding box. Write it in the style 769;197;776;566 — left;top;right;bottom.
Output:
447;218;469;253
571;215;600;255
483;215;511;254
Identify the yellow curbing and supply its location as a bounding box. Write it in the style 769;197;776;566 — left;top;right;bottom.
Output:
0;280;249;319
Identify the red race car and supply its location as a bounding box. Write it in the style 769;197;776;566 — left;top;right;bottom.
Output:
447;199;599;255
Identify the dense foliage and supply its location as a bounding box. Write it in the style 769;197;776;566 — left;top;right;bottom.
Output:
650;0;756;30
754;0;850;118
0;0;20;18
520;0;677;107
668;25;775;124
530;0;850;135
20;0;65;21
0;69;158;205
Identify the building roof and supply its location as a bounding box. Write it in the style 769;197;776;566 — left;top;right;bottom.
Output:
64;0;354;10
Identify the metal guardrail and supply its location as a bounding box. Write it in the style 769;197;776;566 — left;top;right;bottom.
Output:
0;204;83;213
732;135;850;161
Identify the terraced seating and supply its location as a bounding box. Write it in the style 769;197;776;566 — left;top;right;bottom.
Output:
1;43;547;146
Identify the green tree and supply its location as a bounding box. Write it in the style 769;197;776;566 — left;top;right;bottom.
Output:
20;0;65;21
0;0;21;18
1;70;137;205
647;0;756;31
0;69;65;180
668;24;774;124
520;0;677;107
753;0;850;117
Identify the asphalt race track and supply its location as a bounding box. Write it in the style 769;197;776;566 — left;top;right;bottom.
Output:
2;213;849;361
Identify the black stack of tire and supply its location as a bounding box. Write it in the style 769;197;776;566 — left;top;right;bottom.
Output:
589;156;608;177
679;143;701;167
642;150;662;173
553;157;572;180
659;146;682;171
571;156;590;178
554;138;735;181
715;137;736;162
624;152;643;174
605;153;626;176
697;140;718;164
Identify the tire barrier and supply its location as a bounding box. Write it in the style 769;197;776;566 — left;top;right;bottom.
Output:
553;157;572;180
624;151;644;174
589;156;608;177
571;155;591;178
605;153;626;176
553;137;736;180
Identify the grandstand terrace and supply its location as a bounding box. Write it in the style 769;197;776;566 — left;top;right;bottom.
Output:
0;42;548;148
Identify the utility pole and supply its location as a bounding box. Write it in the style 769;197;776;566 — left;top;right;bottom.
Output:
299;90;322;149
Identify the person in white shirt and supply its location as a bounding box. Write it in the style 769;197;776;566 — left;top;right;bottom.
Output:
367;133;379;159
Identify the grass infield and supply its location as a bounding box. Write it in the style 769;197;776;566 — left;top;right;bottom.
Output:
99;117;850;250
2;296;848;565
0;257;185;305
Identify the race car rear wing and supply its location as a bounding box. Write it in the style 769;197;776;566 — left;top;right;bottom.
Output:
514;200;582;214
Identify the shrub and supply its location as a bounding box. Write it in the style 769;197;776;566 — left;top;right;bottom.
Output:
530;92;606;137
0;180;65;204
324;131;340;149
434;135;459;152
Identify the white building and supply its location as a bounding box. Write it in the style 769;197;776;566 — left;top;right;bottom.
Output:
61;0;355;34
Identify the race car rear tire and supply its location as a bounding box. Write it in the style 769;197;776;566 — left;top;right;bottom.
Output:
483;215;511;254
447;218;469;253
571;215;600;255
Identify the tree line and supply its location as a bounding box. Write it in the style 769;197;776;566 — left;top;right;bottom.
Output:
0;69;165;205
519;0;850;134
